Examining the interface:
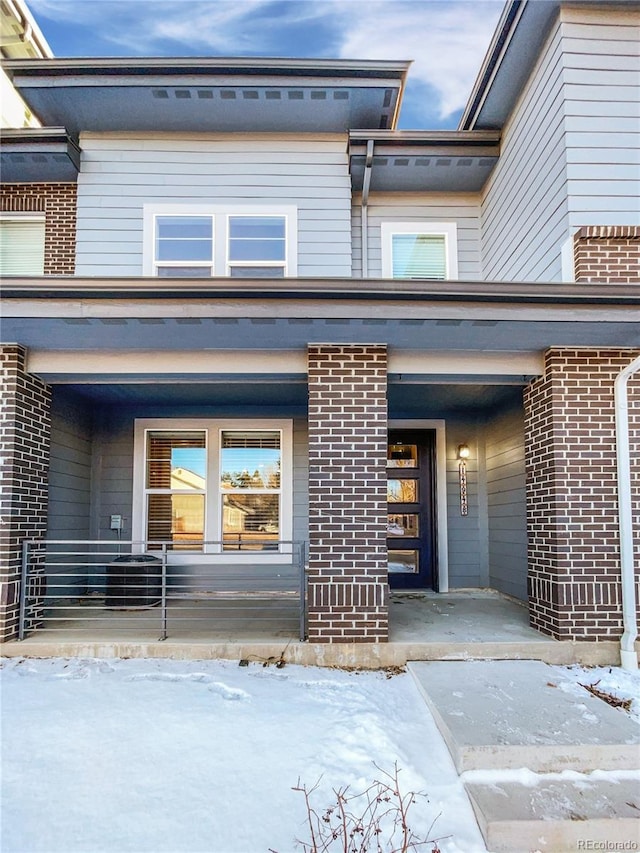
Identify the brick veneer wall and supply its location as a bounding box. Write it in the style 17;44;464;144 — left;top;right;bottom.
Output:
524;348;640;640
0;345;51;641
1;183;77;274
574;226;640;284
307;345;389;642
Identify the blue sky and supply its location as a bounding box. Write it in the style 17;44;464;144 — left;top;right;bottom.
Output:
26;0;505;129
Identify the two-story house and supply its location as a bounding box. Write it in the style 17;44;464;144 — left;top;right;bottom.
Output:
1;0;638;664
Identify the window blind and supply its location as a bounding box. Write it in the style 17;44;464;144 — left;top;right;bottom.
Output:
392;233;446;279
0;219;45;275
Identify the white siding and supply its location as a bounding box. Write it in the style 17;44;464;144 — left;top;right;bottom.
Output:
561;6;640;228
76;134;352;277
481;6;640;282
352;193;482;279
481;18;569;282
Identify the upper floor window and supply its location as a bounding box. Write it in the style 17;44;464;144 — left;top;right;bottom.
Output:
144;205;297;277
228;216;286;277
0;215;45;275
381;222;458;280
155;216;213;277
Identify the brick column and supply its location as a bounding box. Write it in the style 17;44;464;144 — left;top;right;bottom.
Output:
524;348;640;640
307;345;388;642
0;345;51;641
573;225;640;283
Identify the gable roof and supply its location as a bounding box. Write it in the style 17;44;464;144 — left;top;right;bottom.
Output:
0;57;411;133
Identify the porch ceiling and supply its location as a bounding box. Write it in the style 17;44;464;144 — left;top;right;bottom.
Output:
57;379;523;415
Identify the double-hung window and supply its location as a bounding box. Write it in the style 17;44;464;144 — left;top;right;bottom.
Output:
144;205;296;277
227;216;286;277
0;215;46;275
133;419;293;559
381;222;458;280
154;216;213;277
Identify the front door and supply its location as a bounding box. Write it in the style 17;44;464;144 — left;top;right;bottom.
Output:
386;430;436;590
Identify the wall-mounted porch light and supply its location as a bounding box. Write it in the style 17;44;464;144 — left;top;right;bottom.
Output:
457;444;470;515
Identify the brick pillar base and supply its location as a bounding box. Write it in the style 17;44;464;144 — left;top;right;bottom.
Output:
307;345;388;643
524;348;640;640
0;345;51;641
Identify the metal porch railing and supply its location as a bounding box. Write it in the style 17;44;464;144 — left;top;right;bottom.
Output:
19;539;308;642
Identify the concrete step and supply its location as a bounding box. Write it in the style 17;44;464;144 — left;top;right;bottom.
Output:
464;776;640;852
407;660;640;772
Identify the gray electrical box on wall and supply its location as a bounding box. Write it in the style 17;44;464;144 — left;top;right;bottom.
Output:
110;514;123;531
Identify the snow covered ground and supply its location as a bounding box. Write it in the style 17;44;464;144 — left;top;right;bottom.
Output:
2;657;639;853
1;657;485;853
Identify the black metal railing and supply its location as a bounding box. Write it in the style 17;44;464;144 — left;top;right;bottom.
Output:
19;539;307;642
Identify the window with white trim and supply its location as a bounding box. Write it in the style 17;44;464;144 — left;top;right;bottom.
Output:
381;222;458;280
0;215;45;275
133;419;293;557
144;205;297;277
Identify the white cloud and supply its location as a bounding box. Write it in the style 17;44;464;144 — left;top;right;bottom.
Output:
26;0;505;125
331;1;504;120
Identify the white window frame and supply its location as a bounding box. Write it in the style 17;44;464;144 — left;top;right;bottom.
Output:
132;418;294;564
143;204;298;277
0;213;46;276
381;222;458;280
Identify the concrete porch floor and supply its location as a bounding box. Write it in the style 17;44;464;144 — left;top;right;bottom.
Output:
1;589;628;668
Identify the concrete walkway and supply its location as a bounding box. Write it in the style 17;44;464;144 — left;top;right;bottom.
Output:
408;660;640;852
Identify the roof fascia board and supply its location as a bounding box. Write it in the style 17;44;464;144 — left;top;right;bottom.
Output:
1;56;411;81
3;276;639;307
350;130;501;143
459;0;526;130
0;126;79;146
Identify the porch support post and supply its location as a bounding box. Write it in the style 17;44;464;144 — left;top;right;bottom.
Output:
0;345;51;641
307;344;389;643
524;348;640;642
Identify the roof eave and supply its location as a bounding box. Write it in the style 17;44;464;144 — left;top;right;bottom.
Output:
1;57;412;134
0;127;80;182
458;0;562;131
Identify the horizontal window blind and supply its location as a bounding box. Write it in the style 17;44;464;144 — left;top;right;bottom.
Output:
146;431;206;490
392;233;446;279
0;219;45;275
221;431;280;449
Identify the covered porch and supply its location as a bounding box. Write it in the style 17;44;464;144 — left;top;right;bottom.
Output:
5;586;625;668
2;276;637;651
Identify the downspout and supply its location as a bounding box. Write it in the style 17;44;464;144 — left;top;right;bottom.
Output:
361;139;374;278
615;354;640;670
